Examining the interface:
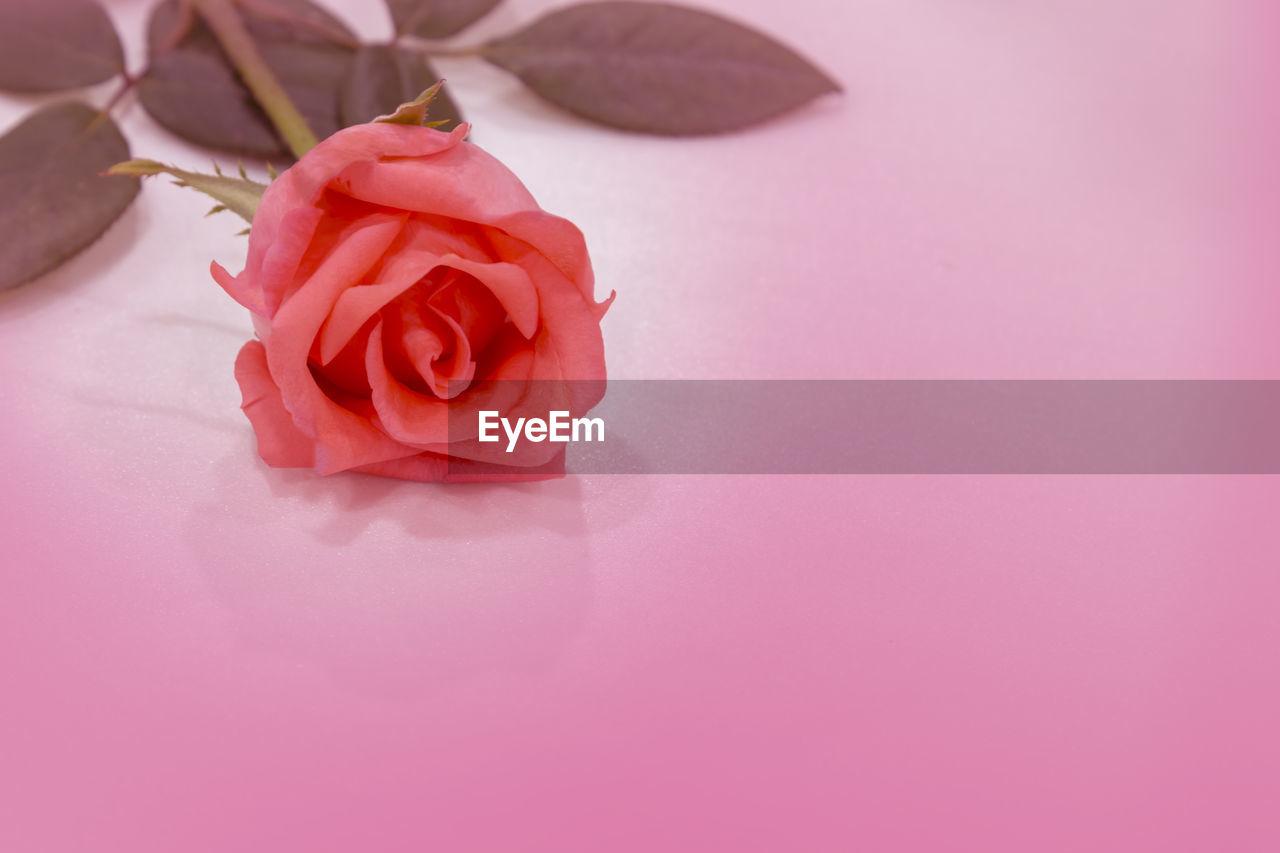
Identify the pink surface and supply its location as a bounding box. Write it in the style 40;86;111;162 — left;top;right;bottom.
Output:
2;1;1278;850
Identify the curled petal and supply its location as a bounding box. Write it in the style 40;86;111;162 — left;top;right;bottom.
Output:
488;211;595;302
592;289;618;322
332;142;538;226
365;319;450;447
441;255;539;339
212;261;267;317
238;124;470;315
258;206;325;316
264;213;416;475
234;341;314;468
318;276;419;365
317;253;539;367
334;145;597;300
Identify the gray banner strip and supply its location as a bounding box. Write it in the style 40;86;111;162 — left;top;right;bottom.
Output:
446;381;1280;474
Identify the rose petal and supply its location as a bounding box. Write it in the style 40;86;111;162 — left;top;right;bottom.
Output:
364;319;450;447
333;144;595;300
438;255;539;339
233;340;314;468
485;231;609;384
211;261;267;317
317;253;537;368
234;124;470;314
420;307;475;397
250;124;468;255
257;206;325;316
318;277;420;365
592;289;618;322
332;143;538;226
381;293;470;399
264;212;418;475
486;211;595;303
349;452;450;482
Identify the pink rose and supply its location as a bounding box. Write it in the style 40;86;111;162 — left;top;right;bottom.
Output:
212;121;613;481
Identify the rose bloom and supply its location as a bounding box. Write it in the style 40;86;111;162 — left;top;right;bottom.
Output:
212;120;613;481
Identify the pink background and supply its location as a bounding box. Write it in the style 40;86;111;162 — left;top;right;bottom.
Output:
2;0;1278;849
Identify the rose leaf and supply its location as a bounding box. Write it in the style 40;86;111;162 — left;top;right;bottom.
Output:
482;1;841;135
0;0;125;93
0;102;139;291
137;0;356;160
385;0;503;40
343;46;463;129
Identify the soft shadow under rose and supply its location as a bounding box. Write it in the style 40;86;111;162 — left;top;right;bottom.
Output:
213;121;614;482
186;451;595;697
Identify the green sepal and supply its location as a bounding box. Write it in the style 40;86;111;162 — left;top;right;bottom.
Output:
106;158;267;224
374;80;446;126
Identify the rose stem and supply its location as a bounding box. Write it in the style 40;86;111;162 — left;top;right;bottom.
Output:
190;0;319;159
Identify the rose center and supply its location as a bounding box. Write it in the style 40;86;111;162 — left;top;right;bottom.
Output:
378;266;506;399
